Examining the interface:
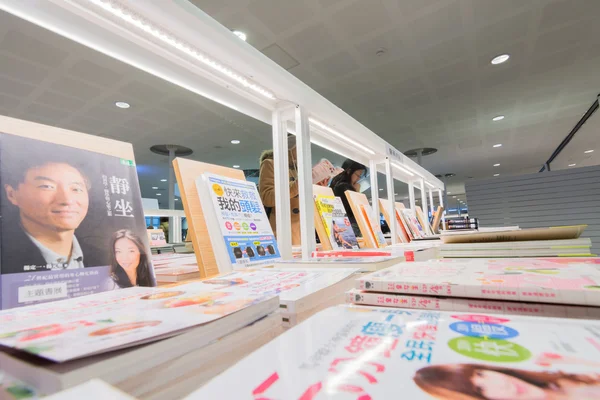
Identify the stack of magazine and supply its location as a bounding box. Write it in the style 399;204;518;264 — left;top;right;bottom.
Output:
0;281;279;398
183;305;600;399
347;258;600;319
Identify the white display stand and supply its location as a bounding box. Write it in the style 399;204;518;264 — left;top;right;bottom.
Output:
0;0;444;259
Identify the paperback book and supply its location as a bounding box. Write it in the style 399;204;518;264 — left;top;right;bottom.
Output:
200;268;359;314
184;305;600;399
314;195;359;250
275;256;403;272
346;289;600;319
356;258;600;306
196;173;281;271
0;117;155;310
360;204;387;248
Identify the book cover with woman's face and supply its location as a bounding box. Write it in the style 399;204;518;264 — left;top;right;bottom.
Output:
0;133;155;309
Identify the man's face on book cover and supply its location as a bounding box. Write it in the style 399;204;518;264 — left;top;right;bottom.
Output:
6;162;90;232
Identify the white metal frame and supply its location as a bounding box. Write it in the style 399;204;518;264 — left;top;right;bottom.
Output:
1;0;445;258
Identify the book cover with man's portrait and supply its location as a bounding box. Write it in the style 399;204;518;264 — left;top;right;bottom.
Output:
0;132;156;309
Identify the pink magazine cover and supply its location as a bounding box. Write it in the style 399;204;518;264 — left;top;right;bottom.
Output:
346;289;600;319
356;258;600;307
183;305;600;400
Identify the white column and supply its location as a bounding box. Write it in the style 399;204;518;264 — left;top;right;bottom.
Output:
428;188;434;217
272;109;292;259
419;178;428;218
438;189;445;226
385;158;397;245
167;145;176;243
409;180;416;210
369;159;379;220
295;105;315;259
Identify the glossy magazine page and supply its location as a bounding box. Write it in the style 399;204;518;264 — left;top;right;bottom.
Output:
0;281;276;362
184;305;600;399
356;258;600;306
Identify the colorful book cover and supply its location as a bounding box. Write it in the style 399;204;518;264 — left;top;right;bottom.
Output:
0;281;276;362
330;197;359;250
314;194;335;248
357;258;600;307
346;289;600;319
401;209;425;239
360;204;387;248
0;132;155;310
202;268;359;313
183;305;600;399
197;173;281;269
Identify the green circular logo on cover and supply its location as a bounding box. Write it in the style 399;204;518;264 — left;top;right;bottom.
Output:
448;337;531;362
242;222;250;230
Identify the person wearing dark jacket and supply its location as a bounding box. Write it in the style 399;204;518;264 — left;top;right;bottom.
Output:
329;159;367;237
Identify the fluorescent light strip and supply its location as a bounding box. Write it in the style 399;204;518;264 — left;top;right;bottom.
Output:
310;138;355;161
309;118;375;155
425;181;434;188
391;162;415;177
86;0;275;99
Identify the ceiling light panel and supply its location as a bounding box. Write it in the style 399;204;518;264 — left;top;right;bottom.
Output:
85;0;275;100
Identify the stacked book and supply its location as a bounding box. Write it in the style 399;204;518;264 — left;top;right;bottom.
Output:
274;256;402;272
440;225;594;258
441;238;594;258
151;253;200;283
446;217;478;230
0;281;280;399
347;258;600;319
197;268;360;327
182;305;600;399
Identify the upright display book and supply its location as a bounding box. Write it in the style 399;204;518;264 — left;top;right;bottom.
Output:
184;305;600;399
0;280;277;362
327;197;360;250
356;258;600;307
196;173;281;271
360;204;387;248
0;116;155;310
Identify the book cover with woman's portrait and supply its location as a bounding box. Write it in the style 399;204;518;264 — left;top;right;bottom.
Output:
0;130;155;309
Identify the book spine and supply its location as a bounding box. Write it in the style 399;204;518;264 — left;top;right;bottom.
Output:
346;291;600;319
357;279;455;297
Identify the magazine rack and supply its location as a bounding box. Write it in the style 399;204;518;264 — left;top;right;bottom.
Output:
1;0;445;259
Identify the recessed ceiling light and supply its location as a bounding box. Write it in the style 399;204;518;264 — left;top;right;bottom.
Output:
584;149;594;153
160;179;167;182
152;186;158;189
394;193;398;195
232;31;247;41
230;140;241;144
493;163;500;167
115;101;130;109
233;165;240;168
493;144;502;148
379;188;384;191
175;198;179;201
447;192;452;194
491;54;510;65
492;115;505;121
568;163;576;167
494;174;500;177
156;193;162;196
452;196;457;198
